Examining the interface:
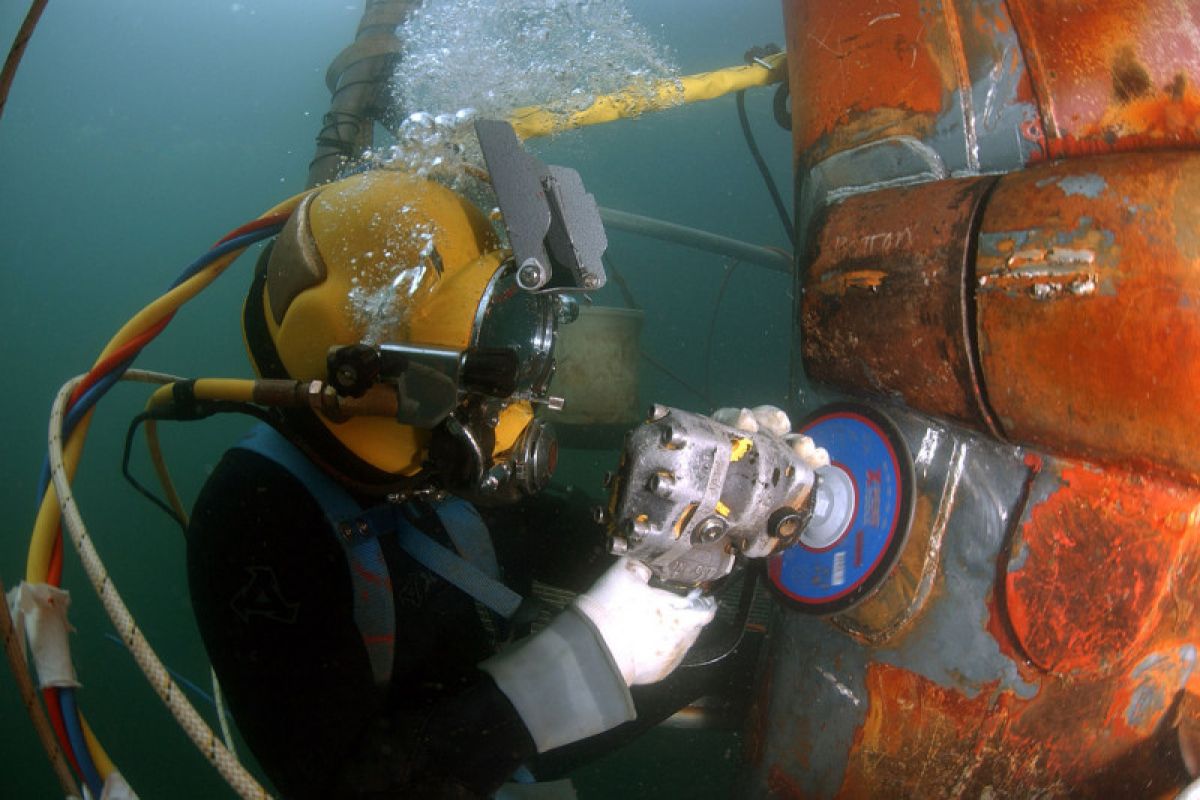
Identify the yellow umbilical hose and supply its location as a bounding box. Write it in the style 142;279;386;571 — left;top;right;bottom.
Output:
508;52;786;139
26;193;307;585
25;192;305;792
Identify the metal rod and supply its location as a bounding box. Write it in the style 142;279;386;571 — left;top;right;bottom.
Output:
0;0;49;125
599;207;792;273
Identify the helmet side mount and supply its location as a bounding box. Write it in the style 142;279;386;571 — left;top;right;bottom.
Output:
475;118;608;292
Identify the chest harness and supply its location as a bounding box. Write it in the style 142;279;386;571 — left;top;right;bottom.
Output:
236;423;524;686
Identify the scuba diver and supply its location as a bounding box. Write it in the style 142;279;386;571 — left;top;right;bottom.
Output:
183;146;824;798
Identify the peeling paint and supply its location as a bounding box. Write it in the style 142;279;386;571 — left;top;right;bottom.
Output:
1007;538;1029;572
816;269;887;293
1124;646;1198;732
977;151;1200;483
1035;173;1108;199
777;0;1200;794
1008;0;1200;157
1003;463;1193;677
750;399;1200;797
877;443;1040;702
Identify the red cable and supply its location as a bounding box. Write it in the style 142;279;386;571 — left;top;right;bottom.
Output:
216;211;291;246
49;317;173;591
42;688;83;779
68;315;174;406
63;211;290;408
47;531;63;587
66;211;290;407
51;214;285;570
35;212;291;782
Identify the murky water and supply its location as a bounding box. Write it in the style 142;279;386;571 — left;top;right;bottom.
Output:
0;1;792;796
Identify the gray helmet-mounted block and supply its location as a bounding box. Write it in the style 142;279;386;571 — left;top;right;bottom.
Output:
475;119;607;292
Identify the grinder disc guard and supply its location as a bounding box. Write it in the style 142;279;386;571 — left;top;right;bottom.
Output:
768;403;914;614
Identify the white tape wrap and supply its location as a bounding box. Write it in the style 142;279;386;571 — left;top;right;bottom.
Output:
100;771;138;800
9;581;80;689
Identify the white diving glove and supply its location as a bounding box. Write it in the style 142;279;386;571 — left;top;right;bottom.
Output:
480;557;717;752
712;404;831;470
573;557;716;686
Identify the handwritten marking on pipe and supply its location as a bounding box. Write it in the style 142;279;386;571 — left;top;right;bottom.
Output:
831;226;915;260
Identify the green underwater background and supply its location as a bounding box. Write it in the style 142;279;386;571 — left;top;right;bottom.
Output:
0;1;796;796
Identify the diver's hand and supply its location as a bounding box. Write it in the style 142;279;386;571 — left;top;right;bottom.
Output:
712;404;831;470
573;556;717;686
483;557;714;750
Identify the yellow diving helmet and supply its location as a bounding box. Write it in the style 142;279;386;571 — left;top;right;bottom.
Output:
242;166;564;500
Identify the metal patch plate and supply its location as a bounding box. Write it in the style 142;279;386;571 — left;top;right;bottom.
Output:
768;403;914;614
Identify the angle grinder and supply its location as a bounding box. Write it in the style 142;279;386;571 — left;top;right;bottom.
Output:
602;403;914;613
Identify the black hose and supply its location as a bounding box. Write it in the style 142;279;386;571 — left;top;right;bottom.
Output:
773;81;792;131
639;350;711;408
122;402;276;531
681;563;760;668
736;89;796;248
122;413;189;531
703;258;741;405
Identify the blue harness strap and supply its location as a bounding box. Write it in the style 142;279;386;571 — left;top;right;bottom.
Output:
357;502;523;619
236;425;396;686
234;424;523;686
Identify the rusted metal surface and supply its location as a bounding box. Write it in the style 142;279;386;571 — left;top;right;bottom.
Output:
977;151;1200;483
1003;460;1195;677
835;659;1195;798
801;150;1200;483
801;176;998;433
1006;0;1200;159
744;406;1200;797
774;2;1200;797
783;0;1200;181
782;0;1041;180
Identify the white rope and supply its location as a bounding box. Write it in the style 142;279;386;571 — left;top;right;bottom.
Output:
212;667;239;758
48;371;271;800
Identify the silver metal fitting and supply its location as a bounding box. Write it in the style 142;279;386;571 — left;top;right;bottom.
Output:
659;424;686;449
517;258;549;291
647;403;669;422
693;516;727;545
648;471;675;498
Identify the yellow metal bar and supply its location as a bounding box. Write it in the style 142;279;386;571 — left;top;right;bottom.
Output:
509;52;786;140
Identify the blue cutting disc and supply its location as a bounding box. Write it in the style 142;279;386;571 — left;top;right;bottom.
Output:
768;403;913;615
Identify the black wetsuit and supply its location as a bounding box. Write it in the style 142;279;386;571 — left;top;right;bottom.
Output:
186;436;734;798
186;446;536;798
